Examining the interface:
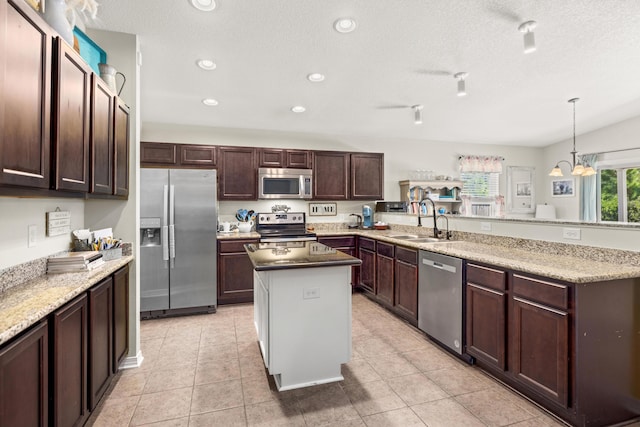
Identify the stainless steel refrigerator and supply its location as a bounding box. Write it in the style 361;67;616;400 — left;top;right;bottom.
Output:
139;169;217;317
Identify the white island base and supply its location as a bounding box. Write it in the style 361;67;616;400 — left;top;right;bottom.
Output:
254;266;352;391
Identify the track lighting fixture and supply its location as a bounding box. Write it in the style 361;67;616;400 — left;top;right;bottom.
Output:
518;20;537;53
454;72;468;97
549;98;596;177
412;105;423;125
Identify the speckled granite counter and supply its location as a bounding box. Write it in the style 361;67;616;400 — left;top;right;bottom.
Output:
0;256;133;346
217;231;260;240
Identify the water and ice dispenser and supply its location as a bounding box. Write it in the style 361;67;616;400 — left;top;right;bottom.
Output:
140;218;161;246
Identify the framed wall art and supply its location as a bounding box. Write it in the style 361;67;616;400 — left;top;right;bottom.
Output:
551;179;575;197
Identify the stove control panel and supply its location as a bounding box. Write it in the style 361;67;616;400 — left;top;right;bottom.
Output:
257;212;306;225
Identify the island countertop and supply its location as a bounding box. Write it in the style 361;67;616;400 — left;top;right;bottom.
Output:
245;241;361;271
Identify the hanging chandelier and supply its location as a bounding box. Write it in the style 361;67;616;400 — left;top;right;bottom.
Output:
549;98;596;177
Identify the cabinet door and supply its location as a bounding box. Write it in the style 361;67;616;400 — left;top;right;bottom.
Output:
113;99;130;197
218;146;257;200
113;265;129;372
395;259;418;323
53;293;88;427
358;248;376;293
0;320;48;427
140;142;177;166
179;144;217;167
376;254;394;306
510;297;569;408
90;75;114;194
53;39;91;192
218;239;257;304
258;148;285;167
285;150;311;169
351;153;384;199
313;151;349;200
0;0;52;189
466;283;506;370
88;277;113;410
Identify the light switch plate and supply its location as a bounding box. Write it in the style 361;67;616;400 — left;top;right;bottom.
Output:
303;288;320;299
28;224;37;247
562;227;581;240
309;203;337;216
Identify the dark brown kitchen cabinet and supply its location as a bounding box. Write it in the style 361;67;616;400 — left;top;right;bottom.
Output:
53;38;91;193
88;277;113;411
318;236;358;286
113;265;129;372
113;99;130;197
259;148;311;169
465;263;507;370
218;146;257;200
510;274;569;408
357;237;376;293
218;239;257;304
394;246;418;324
375;242;395;307
180;144;217;167
313;151;349;200
52;293;88;427
90;74;114;194
0;0;52;189
140;142;178;166
351;153;384;200
0;320;49;427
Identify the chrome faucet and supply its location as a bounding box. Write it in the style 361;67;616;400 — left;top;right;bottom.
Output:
436;214;452;240
349;213;363;229
420;198;439;238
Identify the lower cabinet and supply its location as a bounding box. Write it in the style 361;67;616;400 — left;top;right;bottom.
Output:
394;246;418;324
88;277;113;411
375;242;395;306
218;239;257;304
357;237;376;293
0;320;49;427
317;236;358;286
113;264;129;372
53;293;89;427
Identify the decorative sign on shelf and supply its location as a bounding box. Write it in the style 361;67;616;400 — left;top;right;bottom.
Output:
46;208;71;237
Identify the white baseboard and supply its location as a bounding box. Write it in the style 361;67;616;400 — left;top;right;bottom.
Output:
118;350;144;370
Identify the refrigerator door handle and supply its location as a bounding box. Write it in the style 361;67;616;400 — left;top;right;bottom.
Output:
169;185;176;261
162;185;169;261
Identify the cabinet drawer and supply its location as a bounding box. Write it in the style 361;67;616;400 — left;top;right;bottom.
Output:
467;263;506;291
359;237;376;252
377;242;394;258
396;246;417;265
318;236;355;248
218;239;257;253
512;274;569;310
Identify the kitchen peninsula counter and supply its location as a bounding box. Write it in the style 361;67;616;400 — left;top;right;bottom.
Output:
0;256;133;346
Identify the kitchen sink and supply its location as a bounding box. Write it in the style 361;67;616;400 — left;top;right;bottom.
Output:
388;234;455;243
388;234;420;239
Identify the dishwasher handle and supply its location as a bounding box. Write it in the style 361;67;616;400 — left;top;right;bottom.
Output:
422;258;458;273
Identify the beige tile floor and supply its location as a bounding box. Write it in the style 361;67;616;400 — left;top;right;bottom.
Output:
89;293;570;427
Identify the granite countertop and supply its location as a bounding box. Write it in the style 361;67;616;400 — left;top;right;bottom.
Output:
0;256;133;346
217;231;260;240
245;241;361;271
314;229;640;284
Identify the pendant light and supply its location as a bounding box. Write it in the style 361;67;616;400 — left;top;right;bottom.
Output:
549;98;596;177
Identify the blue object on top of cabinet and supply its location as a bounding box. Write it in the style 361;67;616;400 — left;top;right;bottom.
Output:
73;27;106;74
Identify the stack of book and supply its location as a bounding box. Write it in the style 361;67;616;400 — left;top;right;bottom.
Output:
47;251;105;274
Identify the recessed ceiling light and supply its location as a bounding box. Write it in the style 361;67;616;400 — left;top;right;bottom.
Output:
190;0;216;12
307;73;325;83
291;106;306;113
196;59;216;70
202;98;218;106
334;18;357;33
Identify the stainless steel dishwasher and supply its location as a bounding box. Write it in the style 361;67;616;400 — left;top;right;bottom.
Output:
418;250;464;355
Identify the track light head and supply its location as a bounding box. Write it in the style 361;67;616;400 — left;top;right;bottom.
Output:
454;72;468;97
518;20;537;53
412;105;423;125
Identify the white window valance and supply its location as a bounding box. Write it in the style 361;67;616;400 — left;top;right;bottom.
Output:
458;155;504;173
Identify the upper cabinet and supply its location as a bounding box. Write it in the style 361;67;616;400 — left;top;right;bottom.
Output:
0;0;52;189
314;151;384;200
52;38;91;192
258;148;311;169
90;74;114;194
218;146;257;200
113;99;130;197
140;142;216;169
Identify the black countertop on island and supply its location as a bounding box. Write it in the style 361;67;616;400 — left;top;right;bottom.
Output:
244;241;362;271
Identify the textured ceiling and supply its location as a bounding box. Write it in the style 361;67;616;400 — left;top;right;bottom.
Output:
90;0;640;147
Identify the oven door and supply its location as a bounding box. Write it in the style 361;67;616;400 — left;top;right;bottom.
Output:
258;168;312;199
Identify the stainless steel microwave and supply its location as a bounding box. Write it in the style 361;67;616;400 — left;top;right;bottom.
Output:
258;168;313;199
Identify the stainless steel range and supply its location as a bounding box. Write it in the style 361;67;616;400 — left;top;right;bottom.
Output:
255;212;317;242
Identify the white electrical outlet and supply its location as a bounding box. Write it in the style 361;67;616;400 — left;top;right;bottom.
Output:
309;203;337;216
562;227;581;240
480;222;492;231
28;224;37;247
303;288;320;299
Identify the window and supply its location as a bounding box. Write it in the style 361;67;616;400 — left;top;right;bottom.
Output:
460;172;500;198
599;166;640;222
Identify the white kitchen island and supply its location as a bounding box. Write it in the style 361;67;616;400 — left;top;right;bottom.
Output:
246;241;361;391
